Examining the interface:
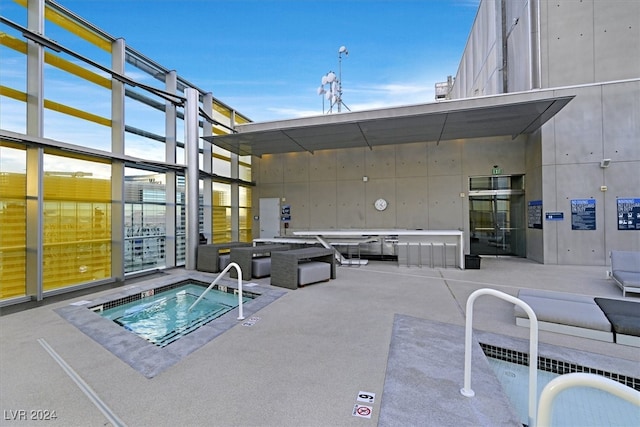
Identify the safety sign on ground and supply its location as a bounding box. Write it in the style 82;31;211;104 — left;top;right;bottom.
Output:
357;391;375;404
242;316;261;327
352;404;372;419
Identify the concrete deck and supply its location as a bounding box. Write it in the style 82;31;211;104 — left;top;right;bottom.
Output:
1;257;639;426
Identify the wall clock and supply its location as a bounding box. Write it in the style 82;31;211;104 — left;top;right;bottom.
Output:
374;198;388;211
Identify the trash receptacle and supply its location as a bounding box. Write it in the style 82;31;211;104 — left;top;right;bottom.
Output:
465;254;481;269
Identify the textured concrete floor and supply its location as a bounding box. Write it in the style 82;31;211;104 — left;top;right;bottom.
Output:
1;257;638;426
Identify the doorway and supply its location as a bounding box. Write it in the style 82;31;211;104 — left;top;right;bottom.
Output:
258;198;281;238
468;175;525;257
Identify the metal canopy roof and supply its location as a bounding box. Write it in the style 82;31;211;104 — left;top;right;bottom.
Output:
205;90;574;157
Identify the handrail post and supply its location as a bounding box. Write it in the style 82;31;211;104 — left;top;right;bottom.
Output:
536;373;640;427
188;262;245;320
460;288;539;427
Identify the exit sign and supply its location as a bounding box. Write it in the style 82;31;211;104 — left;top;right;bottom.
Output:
492;167;503;175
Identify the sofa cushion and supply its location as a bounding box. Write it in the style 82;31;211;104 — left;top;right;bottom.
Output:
515;290;611;332
251;257;271;278
595;298;640;337
298;261;331;286
612;271;640;287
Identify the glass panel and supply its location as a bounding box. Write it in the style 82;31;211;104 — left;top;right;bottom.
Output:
469;193;525;257
213;156;231;177
0;13;27;134
469;175;524;191
469;175;526;257
213;182;231;243
124;169;167;273
239;207;252;242
43;155;111;291
239;156;252;181
43;60;111;149
239;186;252;242
0;145;27;299
176;175;186;266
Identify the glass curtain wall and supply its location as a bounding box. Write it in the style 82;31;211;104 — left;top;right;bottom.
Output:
0;0;252;304
0;145;27;299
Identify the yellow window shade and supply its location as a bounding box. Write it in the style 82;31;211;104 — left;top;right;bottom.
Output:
0;172;27;198
44;175;111;202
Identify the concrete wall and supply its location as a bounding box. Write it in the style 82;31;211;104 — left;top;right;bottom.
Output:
450;0;502;98
540;0;640;87
448;0;640;265
453;0;640;96
539;80;640;265
524;130;544;263
253;135;527;246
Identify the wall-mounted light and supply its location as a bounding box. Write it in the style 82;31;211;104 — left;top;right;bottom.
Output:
600;159;611;168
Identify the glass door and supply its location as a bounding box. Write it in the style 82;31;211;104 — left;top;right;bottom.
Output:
469;176;525;257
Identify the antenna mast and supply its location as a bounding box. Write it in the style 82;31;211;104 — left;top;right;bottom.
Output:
317;46;351;114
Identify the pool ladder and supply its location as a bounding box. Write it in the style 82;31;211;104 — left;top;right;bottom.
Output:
188;262;245;320
460;288;640;427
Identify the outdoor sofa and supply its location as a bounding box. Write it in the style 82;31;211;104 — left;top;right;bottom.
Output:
514;289;640;347
609;250;640;297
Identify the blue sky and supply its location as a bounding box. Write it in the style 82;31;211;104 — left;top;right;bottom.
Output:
17;0;480;122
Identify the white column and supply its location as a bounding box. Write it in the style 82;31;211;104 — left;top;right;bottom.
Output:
111;38;126;281
230;110;240;241
164;70;178;267
202;93;213;243
184;88;200;269
25;0;44;299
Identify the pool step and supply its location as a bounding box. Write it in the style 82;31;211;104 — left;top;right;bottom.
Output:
154;306;232;347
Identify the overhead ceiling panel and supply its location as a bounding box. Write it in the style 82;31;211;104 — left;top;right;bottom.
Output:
206;91;574;156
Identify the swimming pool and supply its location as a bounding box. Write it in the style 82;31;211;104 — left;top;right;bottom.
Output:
483;344;640;426
56;273;286;378
96;282;255;347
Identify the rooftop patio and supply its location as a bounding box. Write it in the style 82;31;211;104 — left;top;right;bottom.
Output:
1;257;638;426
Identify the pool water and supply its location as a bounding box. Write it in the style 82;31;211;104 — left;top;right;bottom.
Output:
100;284;251;347
488;358;640;426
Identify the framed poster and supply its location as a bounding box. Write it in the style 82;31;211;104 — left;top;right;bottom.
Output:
528;200;542;229
617;198;640;230
571;199;596;230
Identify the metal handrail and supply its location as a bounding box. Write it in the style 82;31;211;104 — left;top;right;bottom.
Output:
460;288;539;427
536;373;640;427
188;262;245;320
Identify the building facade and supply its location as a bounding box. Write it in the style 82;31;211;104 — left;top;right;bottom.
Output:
1;0;638;306
251;0;639;264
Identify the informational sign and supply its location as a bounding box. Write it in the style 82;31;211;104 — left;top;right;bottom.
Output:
352;405;372;419
281;204;291;222
528;200;542;229
571;199;596;230
545;212;564;221
617;198;640;230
